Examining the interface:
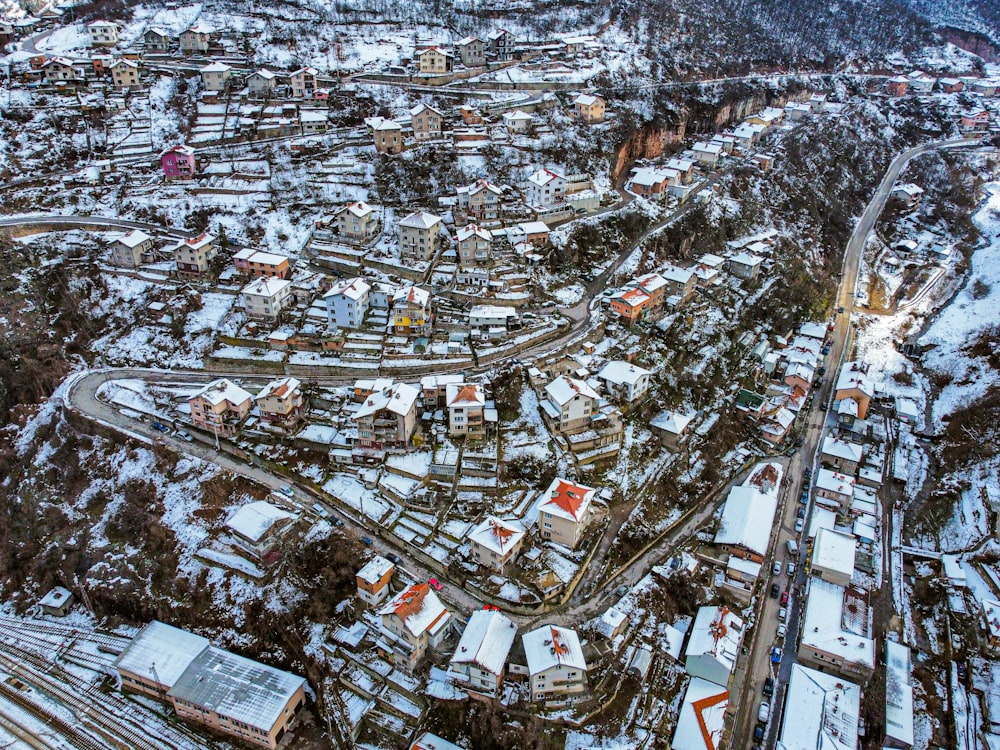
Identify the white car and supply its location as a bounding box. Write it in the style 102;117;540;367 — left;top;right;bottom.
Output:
777;623;787;639
772;561;782;576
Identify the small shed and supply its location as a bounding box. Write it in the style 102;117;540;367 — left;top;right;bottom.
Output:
38;586;74;617
628;646;653;680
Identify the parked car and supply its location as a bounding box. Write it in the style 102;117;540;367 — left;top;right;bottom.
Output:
837;306;845;313
770;583;780;598
795;518;804;532
773;561;782;576
279;485;294;497
787;562;795;576
333;518;344;528
615;585;629;597
753;725;765;742
777;623;787;639
781;590;789;606
311;503;329;518
957;661;968;681
799;491;809;504
758;702;770;723
176;430;194;442
771;646;782;663
778;607;787;621
429;578;443;591
804;466;812;479
360;536;373;546
797;506;806;519
822;345;831;355
151;421;169;433
762;677;774;697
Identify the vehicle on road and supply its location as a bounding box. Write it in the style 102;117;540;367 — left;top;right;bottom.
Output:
385;553;402;565
837;306;845;313
787;562;795;576
753;725;765;742
151;421;169;433
777;623;787;639
581;272;595;282
773;561;782;576
778;607;787;621
799;491;809;504
279;485;294;497
771;646;782;663
484;604;500;611
822;345;831;355
957;661;968;682
795;518;804;532
333;518;344;527
796;506;806;519
762;677;774;697
787;540;798;555
804;466;812;479
758;702;770;723
311;503;329;518
429;578;443;591
770;583;780;598
615;585;629;597
795;436;804;448
360;536;373;546
176;430;194;441
817;366;827;377
781;590;789;606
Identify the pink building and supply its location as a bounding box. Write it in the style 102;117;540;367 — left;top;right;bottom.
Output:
160;144;197;180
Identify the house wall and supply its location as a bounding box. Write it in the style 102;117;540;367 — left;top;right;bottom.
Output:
400;224;439;260
327;292;369;330
531;664;587;703
539;509;585;548
171;683;305;750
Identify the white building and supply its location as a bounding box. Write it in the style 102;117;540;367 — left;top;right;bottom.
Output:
684;606;744;687
242;277;293;321
398;211;443;261
594;361;651;405
110;229;154;267
778;664;861;750
536;477;596;549
541;375;600;433
87;20;120;46
798;578;875;680
502;110;533;133
224;500;297;559
672;677;729;750
200;61;233;92
448;609;517;696
714;484;778;562
469;304;519;337
525;168;567;208
522;625;588;705
356;556;396;606
467;516;526;572
324;277;371;330
884;640;915;750
811;528;857;587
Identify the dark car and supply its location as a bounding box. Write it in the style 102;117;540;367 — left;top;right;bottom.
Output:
957;661;968;681
333;518;345;528
763;677;774;697
822;345;831;355
151;421;169;433
360;536;373;546
799;491;809;504
804;466;812;478
797;506;806;519
754;725;765;742
385;553;402;565
817;366;827;377
837;306;845;313
770;583;780;598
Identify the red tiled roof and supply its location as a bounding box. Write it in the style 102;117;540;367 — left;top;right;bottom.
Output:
548;479;589;520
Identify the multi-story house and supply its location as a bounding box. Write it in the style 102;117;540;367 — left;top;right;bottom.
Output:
110;229;154;267
188;379;254;437
160;144;197;180
467;516;526;572
446;382;490;437
486;29;516;60
392;286;432;336
525;168;566;208
378;583;452;672
109;58;140;89
143;27;171;52
324;276;371;330
356;556;396;607
608;288;651;324
417;46;454;74
410;103;444;140
289;66;318;98
522;625;588;706
232;249;290;279
541;375;599;434
373;119;403;154
536;477;596;549
456;36;485;66
254;377;304;431
42;57;76;84
448;610;517;696
173;232;217;275
456;179;503;221
456;224;492;284
594;361;651;406
200;61;232;91
398;211;443;261
573;94;605;123
179;24;212;54
352;382;420;461
246;68;277;97
336;201;379;243
87;21;119;47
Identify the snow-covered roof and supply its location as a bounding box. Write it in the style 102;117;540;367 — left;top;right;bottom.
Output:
596;361;650;387
324;276;371;301
631;167;670;187
410;102;443;117
251;68;277;80
225;500;296;543
174;231;213;250
650;409;695;435
116;229;152;248
411;732;464;750
685;606;743;677
729;251;763;267
596;607;628;638
355;382;420;419
341;200;374;217
446;382;486;407
417;46;454;57
537;477;596;523
168;646;305;733
778;664;860;750
110;58;138;69
185;23;213;34
522;624;586;675
800;579;874;670
399;210;442;230
798;321;827;340
672;677;728;750
200;61;231;73
290;66;318;76
661;265;694;284
357;555;395;585
983;600;1000;639
884;641;914;749
516;220;549;234
421;373;466;390
838;397;859;418
469;304;517;320
450;609;517;676
527;168;565;187
502;109;532;122
374;119;402;131
115;621;210;688
257;377;299;404
242;276;292;299
573;93;601;106
191;378;253;408
667;157;694;171
821;436;863;464
380;583;451;638
38;586;72;609
467;516;525;556
693;141;723;155
816;468;856;498
457;179;502;196
456;224;492;242
713;485;777;557
544;375;599;406
812;528;857;578
392;285;430;307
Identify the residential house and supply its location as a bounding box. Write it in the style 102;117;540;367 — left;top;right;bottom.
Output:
143;27;171;52
510;220;550;247
486;28;516;60
523;625;587;705
972;79;999;96
456;179;503;221
907;70;935;93
356;556;396;606
835;361;875;419
814;468;856;512
324;276;371;330
672;678;729;750
173;232;217;275
446;382;492;438
456;224;492;284
630;167;672;196
110;229;154;267
255;377;304;431
200;61;232;92
660;265;696;301
188;379;253;437
982;599;1000;649
650;409;695;449
247;68;278;97
468;516;526;571
714;484;778;569
692;141;722;168
352;382;420;460
411;734;463;750
109;58;140;89
399;211;443;261
160;144;197;180
684;605;744;687
87;21;119;47
289;66;318;98
225;500;297;561
448;610;517;696
179;24;212;54
609;288;652;324
469;305;519;338
421;374;466;409
536;477;596;549
378;583;452;672
525;168;567;208
300;110;327;134
960;109;990;135
594;361;651;406
42;57;76;84
410;103;444;140
573;93;605;123
887;76;909;96
821;436;863;474
541;375;599;434
417;47;453;74
797;578;875;681
777;665;861;750
456;36;485;67
883;641;915;750
890;183;924;209
460;106;483;125
727;251;763;281
392;285;432;336
939;77;963;93
667;157;696;183
811;528;856;588
233;249;290;279
373;119;403;154
337;201;379;243
502;110;532;133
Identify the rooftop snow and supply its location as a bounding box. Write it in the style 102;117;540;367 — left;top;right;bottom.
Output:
778;664;860;750
225;500;296;543
672;676;728;750
114;621;210;688
356;555;395;585
811;528;857;577
449;609;517;676
522;624;586;675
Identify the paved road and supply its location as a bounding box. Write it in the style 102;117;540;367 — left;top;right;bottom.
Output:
727;135;977;750
0;213;196;238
